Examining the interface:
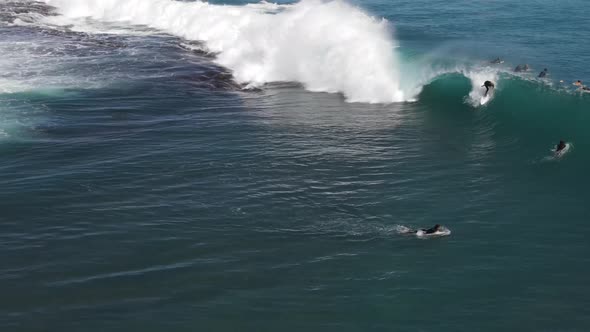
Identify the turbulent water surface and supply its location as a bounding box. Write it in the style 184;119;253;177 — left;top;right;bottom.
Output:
2;0;590;331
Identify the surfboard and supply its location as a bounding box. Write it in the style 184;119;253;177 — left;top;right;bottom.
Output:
480;93;491;105
416;227;451;238
554;143;571;158
396;225;451;238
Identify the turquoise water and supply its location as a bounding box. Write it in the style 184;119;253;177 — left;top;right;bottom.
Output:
2;0;590;331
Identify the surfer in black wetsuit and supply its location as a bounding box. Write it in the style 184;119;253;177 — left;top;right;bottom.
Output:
420;224;441;234
482;81;494;96
556;140;566;152
538;68;548;78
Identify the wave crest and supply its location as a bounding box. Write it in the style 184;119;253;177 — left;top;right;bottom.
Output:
44;0;406;103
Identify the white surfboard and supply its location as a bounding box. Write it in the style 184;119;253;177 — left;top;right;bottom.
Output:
396;225;451;238
416;227;451;238
480;94;491;105
554;143;571;158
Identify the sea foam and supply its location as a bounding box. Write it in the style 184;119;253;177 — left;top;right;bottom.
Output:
44;0;406;103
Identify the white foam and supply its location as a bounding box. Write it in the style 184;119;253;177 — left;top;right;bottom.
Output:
43;0;406;103
395;225;413;234
0;39;108;94
0;41;53;94
38;15;158;36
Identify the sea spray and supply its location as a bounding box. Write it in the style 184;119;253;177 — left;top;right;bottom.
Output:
44;0;406;103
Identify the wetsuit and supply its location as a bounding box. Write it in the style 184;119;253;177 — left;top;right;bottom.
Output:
483;81;494;96
538;70;548;78
557;143;566;152
422;226;439;234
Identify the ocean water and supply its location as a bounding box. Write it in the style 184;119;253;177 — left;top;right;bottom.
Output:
1;0;590;331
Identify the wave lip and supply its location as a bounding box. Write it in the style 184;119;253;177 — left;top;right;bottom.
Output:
43;0;405;103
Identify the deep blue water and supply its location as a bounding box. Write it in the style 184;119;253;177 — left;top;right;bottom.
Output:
1;0;590;331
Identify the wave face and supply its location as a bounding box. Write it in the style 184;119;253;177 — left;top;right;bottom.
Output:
43;0;405;103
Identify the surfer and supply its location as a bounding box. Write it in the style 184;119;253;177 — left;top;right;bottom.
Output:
514;64;529;72
538;68;548;78
556;140;567;153
482;80;495;96
491;57;503;64
416;224;442;234
574;80;583;87
396;224;450;237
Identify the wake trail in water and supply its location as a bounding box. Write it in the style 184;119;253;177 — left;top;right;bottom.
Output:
43;0;406;103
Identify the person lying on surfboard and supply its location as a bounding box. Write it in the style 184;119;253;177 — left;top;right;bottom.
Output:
397;224;450;237
556;140;567;153
415;224;442;234
482;81;495;96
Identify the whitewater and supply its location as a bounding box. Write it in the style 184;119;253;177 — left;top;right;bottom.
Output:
42;0;408;103
3;0;585;106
